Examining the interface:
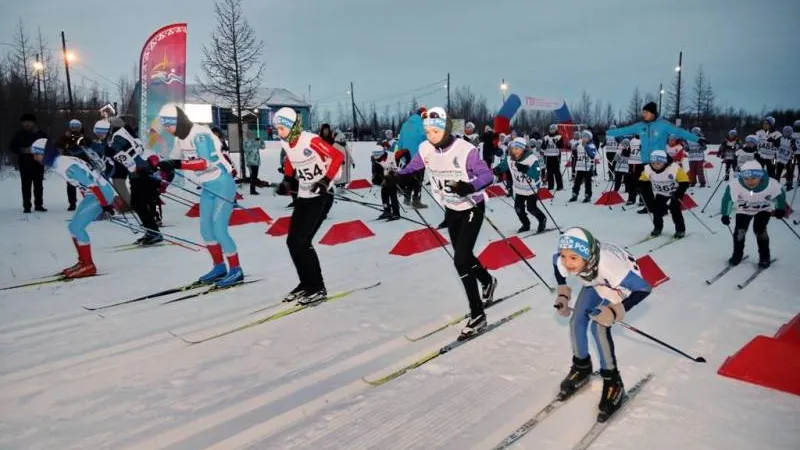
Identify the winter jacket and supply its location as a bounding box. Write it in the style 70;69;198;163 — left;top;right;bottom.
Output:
398;114;426;158
243;139;261;167
606;118;698;163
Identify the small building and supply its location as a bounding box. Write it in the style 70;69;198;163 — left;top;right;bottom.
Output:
184;84;311;139
125;82;311;140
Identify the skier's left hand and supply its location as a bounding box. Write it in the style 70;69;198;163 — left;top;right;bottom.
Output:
445;180;476;197
590;303;626;327
311;176;331;194
515;162;530;173
101;204;115;220
774;208;786;219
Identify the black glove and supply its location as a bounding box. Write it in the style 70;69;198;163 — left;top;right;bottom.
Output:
312;176;331;194
158;159;181;171
445;180;476;197
774;209;786;219
515;162;530;173
278;166;284;174
721;215;731;225
102;204;115;215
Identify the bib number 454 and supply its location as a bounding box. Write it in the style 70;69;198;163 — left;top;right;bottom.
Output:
296;164;324;181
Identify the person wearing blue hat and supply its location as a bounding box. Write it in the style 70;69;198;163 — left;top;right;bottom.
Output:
553;227;652;422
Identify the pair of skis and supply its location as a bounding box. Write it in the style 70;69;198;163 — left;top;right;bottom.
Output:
705;256;777;289
363;283;539;386
82;279;260;311
492;373;655;450
171;281;382;344
624;233;689;252
1;273;105;291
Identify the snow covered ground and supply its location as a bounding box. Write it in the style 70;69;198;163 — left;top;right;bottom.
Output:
0;142;798;450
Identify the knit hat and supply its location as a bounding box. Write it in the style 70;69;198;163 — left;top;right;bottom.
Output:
642;102;658;117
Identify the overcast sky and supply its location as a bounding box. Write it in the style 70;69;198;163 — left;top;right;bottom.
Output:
4;0;799;119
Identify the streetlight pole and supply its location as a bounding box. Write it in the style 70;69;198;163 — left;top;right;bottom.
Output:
674;51;683;126
658;82;663;116
446;72;450;113
253;108;260;139
500;78;507;103
61;31;74;113
33;54;42;108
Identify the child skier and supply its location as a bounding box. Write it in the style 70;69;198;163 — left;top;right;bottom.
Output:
273;107;344;304
686;127;707;187
493;137;547;233
603;126;619;179
569;130;597;203
613;139;630;192
553;227;652;422
639;150;690;238
543;124;564;191
718;130;740;181
721;161;786;268
31;138;118;278
389;106;497;340
736;135;759;169
776;126;796;191
157;104;244;288
755;116;780;178
371;144;400;221
626;135;644;207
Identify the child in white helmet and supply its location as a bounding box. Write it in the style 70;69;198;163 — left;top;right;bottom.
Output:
638;150;690;238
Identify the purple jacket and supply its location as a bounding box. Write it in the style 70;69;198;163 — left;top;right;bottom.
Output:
399;139;494;205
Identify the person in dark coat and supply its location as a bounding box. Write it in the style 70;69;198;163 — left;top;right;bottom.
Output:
319;123;335;146
56;119;91;210
9;113;48;213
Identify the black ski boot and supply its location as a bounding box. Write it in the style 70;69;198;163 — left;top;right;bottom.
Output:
597;369;626;422
728;254;743;266
558;356;593;401
377;210;391;220
282;284;306;302
298;286;327;305
673;230;686;239
582;196;591;203
517;224;531;233
537;217;547;233
387;213;401;221
140;233;164;246
569;195;578;202
757;233;771;269
481;276;498;304
458;313;487;341
649;228;662;238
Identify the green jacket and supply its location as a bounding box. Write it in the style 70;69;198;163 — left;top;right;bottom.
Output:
243;140;261;167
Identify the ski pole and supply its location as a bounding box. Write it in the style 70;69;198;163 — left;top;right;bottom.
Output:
463;195;554;292
331;193;429;228
700;178;725;213
524;178;562;232
161;191;195;208
684;204;716;234
617;320;707;363
106;216;203;251
780;218;800;242
165;173;265;222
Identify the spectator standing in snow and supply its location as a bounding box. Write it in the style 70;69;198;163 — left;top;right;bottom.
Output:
9;113;48;213
244;131;262;195
606;102;699;165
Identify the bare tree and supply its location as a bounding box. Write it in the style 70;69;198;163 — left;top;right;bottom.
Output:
198;0;265;178
12;19;32;87
576;90;592;124
626;87;643;122
604;103;615;126
118;63;137;115
593;100;604;127
692;65;706;120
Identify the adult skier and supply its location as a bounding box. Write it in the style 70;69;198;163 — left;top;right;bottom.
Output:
31;138;118;278
389;106;497;340
157;104;244;288
543;124;564;191
274;107;344;304
553;227;652;422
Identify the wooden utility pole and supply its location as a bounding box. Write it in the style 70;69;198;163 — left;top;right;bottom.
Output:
446;73;451;112
350;81;357;140
61;31;74;112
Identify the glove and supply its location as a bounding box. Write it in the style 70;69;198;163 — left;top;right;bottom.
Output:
158;159;181;171
515;162;530;173
590;303;626;327
383;171;397;187
721;215;731;225
445;180;476;197
352;163;356;169
102;204;115;215
774;209;786;219
278;166;284;174
553;285;572;317
311;176;331;194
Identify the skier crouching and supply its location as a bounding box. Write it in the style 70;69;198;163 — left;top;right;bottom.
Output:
31;138;119;278
553;227;652;422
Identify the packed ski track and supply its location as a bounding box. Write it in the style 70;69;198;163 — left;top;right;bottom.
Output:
0;142;798;450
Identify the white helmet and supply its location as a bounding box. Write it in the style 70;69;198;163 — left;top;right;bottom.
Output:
465;121;475;131
509;137;527;150
558;227;601;279
272;107;298;129
93;119;110;137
